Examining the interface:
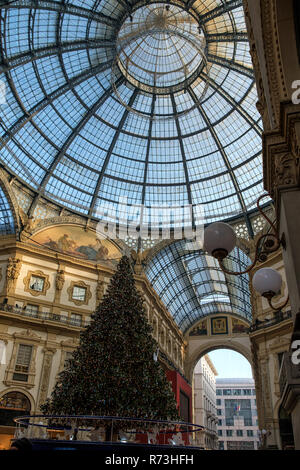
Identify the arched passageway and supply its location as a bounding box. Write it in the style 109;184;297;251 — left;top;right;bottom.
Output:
192;347;258;450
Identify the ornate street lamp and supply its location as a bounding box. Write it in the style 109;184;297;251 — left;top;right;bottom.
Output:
204;194;289;310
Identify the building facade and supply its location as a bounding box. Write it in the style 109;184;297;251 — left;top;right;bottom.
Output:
216;378;259;450
193;354;218;449
0;231;187;449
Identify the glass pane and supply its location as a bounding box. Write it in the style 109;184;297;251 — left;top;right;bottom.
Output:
72;287;86;301
16;344;32;366
30;276;44;292
70;313;82;326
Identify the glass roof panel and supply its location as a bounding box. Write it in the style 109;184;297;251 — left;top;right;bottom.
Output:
0;0;262;230
145;240;252;332
0;185;15;235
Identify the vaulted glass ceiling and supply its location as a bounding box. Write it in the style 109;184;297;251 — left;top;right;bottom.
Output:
145;241;251;332
0;0;263;229
0;185;15;235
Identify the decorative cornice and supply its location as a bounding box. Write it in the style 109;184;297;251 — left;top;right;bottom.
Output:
12;329;42;343
263;103;300;214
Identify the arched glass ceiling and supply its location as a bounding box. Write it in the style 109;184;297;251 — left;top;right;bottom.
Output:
0;185;15;235
145;240;251;333
0;0;263;230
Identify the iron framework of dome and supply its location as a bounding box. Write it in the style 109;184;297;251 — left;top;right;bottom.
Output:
0;0;263;234
145;242;251;332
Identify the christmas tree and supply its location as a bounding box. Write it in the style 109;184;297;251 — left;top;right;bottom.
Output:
41;256;179;426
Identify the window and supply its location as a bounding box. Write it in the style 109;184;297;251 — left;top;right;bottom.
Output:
70;313;82;326
247;430;254;437
223;389;232;395
244;418;252;426
0;392;31;427
30;275;44;292
216;399;221;405
236;430;243;437
72;286;86;302
252;389;256;396
218;419;222;426
226;430;233;437
218;430;223;436
225;418;234;426
232;389;241;395
217;409;222;416
243;389;251;395
216;389;222;395
26;304;39;317
13;344;33;382
227;441;254;450
219;441;224;450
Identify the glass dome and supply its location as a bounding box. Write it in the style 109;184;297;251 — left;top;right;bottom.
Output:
0;0;263;228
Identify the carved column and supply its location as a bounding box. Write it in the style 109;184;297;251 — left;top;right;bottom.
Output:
37;348;56;410
263;104;300;450
264;108;300;316
259;355;279;447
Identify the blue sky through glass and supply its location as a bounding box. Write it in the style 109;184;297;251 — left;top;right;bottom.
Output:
0;0;264;224
208;349;253;379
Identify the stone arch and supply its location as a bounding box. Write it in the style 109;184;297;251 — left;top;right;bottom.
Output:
0;387;35;413
185;338;253;383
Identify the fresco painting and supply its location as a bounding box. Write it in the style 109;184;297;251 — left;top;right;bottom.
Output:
189;319;208;336
31;225;121;262
232;318;248;334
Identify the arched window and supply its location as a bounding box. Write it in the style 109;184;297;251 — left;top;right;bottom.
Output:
0;392;31;427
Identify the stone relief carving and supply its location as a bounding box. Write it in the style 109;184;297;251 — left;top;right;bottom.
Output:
13;329;42;341
96;276;105;304
55;270;65;292
54;269;65;304
19;207;38;241
130;248;151;275
6;257;21;294
37;349;55;409
291;122;300;153
274;152;299;187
